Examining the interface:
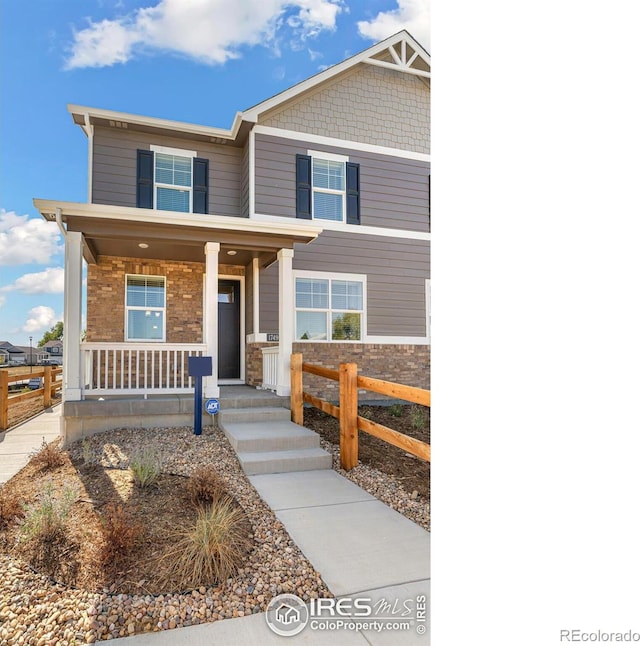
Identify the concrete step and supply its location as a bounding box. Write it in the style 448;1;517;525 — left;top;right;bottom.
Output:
221;419;321;452
218;389;289;410
237;447;333;476
218;407;291;425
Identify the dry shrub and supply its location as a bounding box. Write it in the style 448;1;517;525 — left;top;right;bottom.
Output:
0;486;23;529
100;503;142;564
30;437;65;470
183;466;227;508
160;498;252;589
19;480;78;543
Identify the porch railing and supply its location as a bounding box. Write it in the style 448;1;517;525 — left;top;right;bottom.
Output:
261;346;279;391
81;343;207;396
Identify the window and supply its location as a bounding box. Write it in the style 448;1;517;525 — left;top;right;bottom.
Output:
295;273;365;341
125;275;166;341
137;147;209;214
296;152;360;224
155;152;192;212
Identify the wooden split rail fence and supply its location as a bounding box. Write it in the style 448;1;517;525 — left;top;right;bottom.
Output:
290;353;430;471
0;367;63;431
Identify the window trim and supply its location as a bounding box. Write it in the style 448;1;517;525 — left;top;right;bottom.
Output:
307;150;349;223
124;274;167;342
150;145;198;214
293;270;367;343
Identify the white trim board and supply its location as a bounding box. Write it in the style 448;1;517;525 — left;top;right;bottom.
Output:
253;125;430;163
252;212;430;241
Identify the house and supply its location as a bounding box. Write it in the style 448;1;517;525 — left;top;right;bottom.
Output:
0;342;26;365
41;340;63;358
33;31;430;441
13;346;50;365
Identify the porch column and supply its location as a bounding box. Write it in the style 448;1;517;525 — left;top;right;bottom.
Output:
277;248;294;396
63;231;83;401
204;242;220;398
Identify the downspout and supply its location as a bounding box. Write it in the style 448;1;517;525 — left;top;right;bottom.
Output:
55;207;66;239
83;113;94;203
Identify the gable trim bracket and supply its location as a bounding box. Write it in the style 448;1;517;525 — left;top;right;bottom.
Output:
363;41;430;79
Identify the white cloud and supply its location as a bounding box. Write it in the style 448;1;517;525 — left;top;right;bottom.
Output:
0;295;5;308
66;0;344;69
358;0;430;52
0;210;63;266
22;306;62;333
1;267;65;295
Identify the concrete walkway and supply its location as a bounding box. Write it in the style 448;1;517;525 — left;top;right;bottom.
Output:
0;404;61;484
1;407;430;644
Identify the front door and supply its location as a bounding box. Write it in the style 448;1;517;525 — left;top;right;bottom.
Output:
218;279;241;379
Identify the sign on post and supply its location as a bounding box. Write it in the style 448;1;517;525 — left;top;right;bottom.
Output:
205;399;220;415
187;356;213;436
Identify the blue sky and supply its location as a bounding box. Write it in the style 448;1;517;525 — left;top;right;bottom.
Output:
0;0;430;346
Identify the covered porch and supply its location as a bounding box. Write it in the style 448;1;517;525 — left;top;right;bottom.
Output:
33;200;322;404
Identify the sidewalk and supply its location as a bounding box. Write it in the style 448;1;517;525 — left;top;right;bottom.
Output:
1;408;430;644
0;404;61;484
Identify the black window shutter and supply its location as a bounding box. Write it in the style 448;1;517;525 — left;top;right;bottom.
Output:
192;157;209;214
136;149;154;209
296;154;312;219
346;162;360;225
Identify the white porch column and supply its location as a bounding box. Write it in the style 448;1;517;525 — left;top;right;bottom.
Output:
276;248;294;396
63;231;83;401
204;242;220;398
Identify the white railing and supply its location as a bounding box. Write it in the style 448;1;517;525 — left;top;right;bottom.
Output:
81;343;207;397
261;346;279;391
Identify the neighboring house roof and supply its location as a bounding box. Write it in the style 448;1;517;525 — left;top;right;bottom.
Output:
42;340;63;350
0;342;25;354
66;30;429;146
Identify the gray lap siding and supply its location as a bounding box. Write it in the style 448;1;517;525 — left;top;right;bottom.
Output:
91;126;243;217
258;231;429;338
254;133;430;233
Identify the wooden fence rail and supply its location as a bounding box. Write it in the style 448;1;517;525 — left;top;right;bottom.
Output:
290;353;430;471
0;367;63;431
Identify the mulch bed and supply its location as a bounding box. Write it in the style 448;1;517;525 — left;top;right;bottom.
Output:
303;404;430;499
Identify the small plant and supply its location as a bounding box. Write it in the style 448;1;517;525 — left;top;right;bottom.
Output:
388;403;404;417
19;480;78;543
409;405;428;430
129;447;163;488
100;503;142;563
184;466;227;508
30;437;65;470
81;438;93;465
160;498;251;589
359;406;375;420
0;486;23;529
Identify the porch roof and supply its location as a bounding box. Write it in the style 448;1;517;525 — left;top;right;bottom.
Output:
33;199;322;265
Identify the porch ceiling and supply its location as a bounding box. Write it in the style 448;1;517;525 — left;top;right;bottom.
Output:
33;200;321;265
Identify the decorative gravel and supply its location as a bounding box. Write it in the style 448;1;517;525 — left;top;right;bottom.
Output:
0;426;331;644
0;426;429;644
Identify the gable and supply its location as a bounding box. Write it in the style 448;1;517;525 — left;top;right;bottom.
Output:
259;63;429;155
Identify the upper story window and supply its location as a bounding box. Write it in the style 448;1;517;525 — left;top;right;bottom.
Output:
136;146;209;214
296;151;360;224
125;274;166;342
154;150;193;212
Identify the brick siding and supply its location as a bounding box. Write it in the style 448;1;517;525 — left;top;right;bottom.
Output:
246;342;430;401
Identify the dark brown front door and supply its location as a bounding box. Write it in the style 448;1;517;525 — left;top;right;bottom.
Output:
218;280;240;379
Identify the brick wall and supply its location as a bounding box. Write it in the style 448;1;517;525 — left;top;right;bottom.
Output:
246;342;430;401
260;64;430;155
86;256;206;343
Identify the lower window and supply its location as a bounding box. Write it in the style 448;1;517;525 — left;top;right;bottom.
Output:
295;273;365;341
125;275;166;341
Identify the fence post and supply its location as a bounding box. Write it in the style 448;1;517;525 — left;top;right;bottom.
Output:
0;371;8;431
290;353;304;425
339;362;358;470
43;366;52;408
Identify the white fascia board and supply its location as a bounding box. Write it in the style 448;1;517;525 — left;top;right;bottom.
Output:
242;30;429;122
364;336;430;346
252;212;430;241
33;199;323;240
67;104;242;141
253;125;430;163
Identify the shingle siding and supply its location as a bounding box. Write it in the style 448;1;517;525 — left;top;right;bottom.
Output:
260;64;429;155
